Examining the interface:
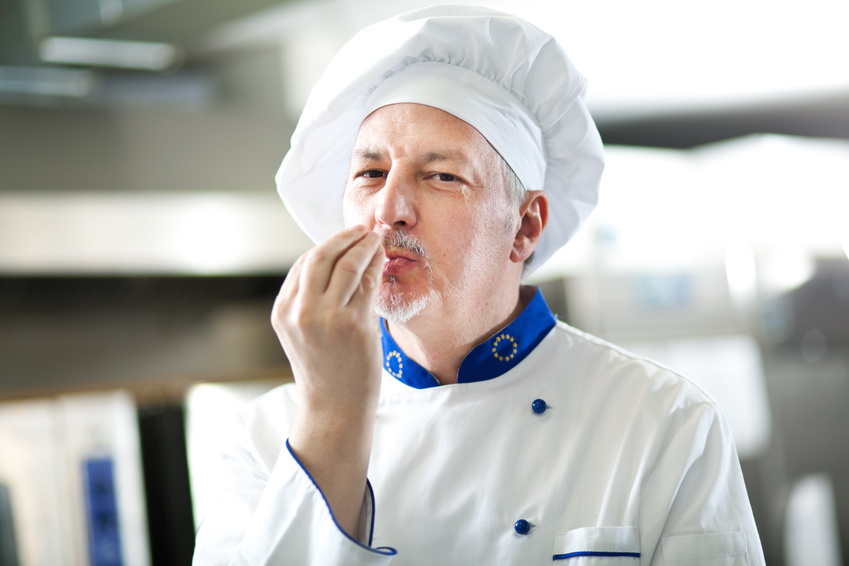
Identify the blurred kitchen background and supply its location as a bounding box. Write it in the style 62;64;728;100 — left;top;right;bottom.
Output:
1;0;848;564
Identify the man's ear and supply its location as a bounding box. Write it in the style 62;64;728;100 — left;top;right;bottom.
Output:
510;190;548;264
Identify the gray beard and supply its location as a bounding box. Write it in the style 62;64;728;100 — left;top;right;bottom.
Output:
375;280;435;324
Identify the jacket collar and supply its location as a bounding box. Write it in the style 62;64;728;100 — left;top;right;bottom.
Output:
380;288;557;389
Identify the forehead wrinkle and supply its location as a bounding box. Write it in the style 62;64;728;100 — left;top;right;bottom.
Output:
351;147;384;162
351;146;468;167
423;151;464;164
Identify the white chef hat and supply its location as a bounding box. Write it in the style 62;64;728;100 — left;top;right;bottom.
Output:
275;4;604;275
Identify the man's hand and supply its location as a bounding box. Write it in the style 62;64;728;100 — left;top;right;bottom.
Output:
271;225;385;538
272;225;385;412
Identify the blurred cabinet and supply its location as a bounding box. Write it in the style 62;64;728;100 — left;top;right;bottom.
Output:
0;391;149;566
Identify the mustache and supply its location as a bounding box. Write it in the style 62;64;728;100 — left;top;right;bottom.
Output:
379;230;427;259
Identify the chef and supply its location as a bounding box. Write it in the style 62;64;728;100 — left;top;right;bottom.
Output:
193;5;765;565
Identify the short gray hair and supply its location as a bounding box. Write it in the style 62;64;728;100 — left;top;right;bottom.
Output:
497;153;535;276
500;153;525;206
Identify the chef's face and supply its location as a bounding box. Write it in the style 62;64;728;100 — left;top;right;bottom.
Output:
342;103;518;324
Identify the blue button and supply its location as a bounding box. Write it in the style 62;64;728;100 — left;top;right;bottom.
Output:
531;399;547;414
514;519;531;535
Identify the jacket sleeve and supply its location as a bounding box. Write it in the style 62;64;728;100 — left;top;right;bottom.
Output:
192;409;397;566
643;399;766;566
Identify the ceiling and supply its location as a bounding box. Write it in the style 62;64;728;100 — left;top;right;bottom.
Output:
3;0;848;148
0;0;291;63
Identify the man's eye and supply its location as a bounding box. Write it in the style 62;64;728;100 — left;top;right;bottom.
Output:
433;173;457;182
359;170;384;179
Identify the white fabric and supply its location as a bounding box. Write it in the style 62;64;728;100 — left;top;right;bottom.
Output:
194;321;765;565
275;5;605;275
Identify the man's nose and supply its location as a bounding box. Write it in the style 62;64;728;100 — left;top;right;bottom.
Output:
374;171;417;229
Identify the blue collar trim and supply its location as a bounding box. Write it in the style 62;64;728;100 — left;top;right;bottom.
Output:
380;288;557;389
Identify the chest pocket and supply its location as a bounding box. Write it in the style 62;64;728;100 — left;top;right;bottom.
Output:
553;526;640;561
661;532;749;565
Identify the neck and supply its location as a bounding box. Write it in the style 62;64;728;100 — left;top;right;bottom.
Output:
385;285;535;384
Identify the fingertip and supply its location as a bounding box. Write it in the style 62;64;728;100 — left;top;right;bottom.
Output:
369;238;386;261
365;253;385;291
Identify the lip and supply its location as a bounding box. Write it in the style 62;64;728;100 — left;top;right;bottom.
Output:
382;247;420;277
383;257;416;277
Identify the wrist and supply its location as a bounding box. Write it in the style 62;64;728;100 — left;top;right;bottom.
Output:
295;372;381;416
290;400;376;453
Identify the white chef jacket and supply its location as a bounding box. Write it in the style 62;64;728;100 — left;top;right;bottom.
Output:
193;289;765;565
